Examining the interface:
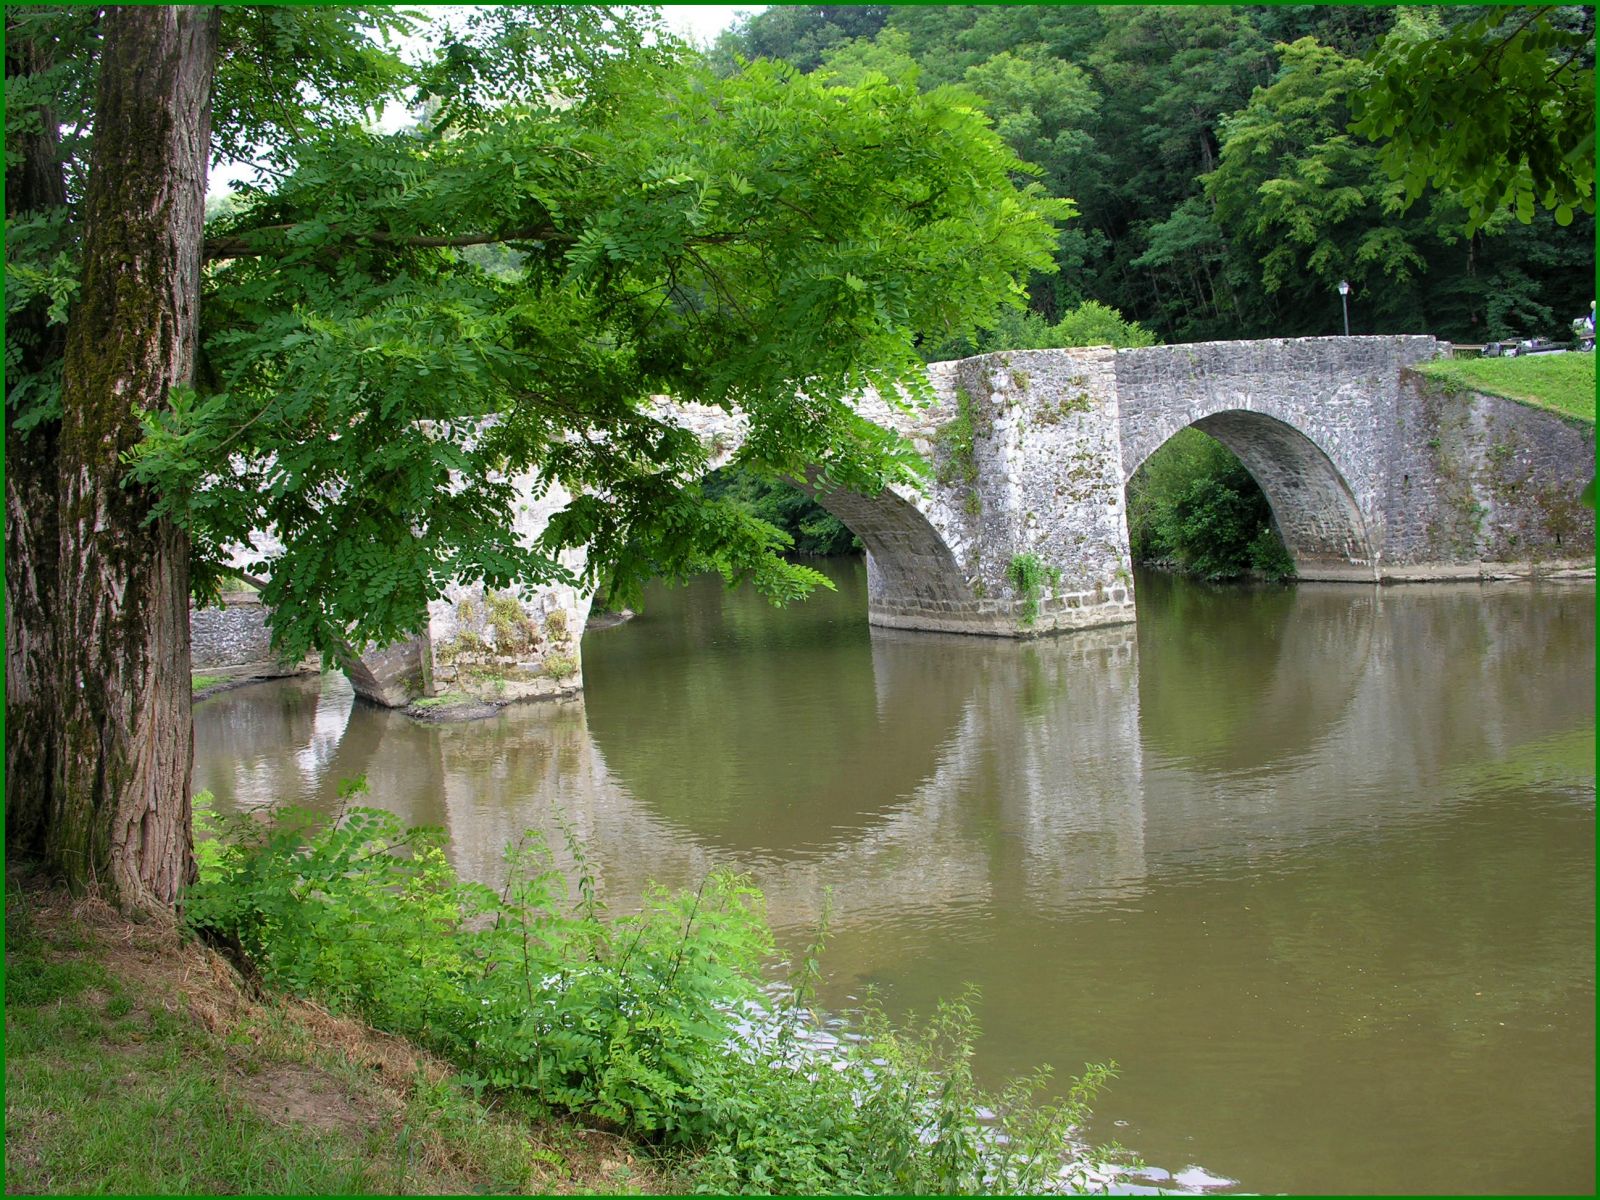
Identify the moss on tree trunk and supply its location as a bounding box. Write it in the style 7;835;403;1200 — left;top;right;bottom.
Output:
50;6;219;916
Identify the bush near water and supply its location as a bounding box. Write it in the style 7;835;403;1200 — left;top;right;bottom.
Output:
183;790;1122;1195
1127;429;1296;581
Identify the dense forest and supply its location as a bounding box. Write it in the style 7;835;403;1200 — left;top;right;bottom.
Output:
709;5;1595;350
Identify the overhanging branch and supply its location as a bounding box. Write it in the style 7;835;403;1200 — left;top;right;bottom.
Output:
203;223;568;261
203;223;750;262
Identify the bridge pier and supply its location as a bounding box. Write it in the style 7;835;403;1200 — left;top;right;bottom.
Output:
817;349;1140;638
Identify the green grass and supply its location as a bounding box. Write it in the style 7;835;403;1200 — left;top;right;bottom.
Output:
408;693;466;709
190;674;229;694
1417;353;1596;423
4;880;664;1195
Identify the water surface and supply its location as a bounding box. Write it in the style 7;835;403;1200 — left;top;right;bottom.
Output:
195;563;1596;1195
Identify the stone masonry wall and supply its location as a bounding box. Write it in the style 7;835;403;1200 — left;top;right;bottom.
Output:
424;474;596;706
190;593;313;679
1380;372;1595;568
919;348;1135;634
421;404;749;707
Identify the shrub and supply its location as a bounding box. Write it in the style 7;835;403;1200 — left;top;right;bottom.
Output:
689;988;1120;1195
1126;428;1294;580
920;300;1158;360
484;590;540;655
1050;300;1158;349
184;798;1121;1193
187;797;770;1137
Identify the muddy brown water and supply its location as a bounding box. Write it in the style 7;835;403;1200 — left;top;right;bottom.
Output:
195;563;1596;1195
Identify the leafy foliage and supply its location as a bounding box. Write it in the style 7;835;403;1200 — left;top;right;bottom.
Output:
1051;300;1160;349
7;5;1067;666
1351;7;1596;233
713;5;1595;345
128;55;1064;657
1126;430;1295;581
711;5;892;75
186;796;1119;1193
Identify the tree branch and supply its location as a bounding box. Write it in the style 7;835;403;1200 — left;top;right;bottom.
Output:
204;223;753;262
204;223;568;261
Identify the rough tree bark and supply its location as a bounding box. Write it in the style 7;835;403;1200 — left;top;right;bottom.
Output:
50;6;219;915
4;19;70;858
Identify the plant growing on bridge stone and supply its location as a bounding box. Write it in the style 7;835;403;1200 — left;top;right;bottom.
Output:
541;653;578;681
936;386;980;488
1006;553;1062;625
484;591;541;656
543;607;570;643
936;385;986;517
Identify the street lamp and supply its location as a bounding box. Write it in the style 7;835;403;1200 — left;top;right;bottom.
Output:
1338;279;1350;336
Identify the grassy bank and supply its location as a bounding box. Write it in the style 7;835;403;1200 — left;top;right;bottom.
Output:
11;801;1120;1195
4;875;665;1195
1417;353;1597;423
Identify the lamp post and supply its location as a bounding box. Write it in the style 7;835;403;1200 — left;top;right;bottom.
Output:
1338;279;1350;336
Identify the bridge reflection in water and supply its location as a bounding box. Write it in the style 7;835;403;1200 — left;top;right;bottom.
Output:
193;562;1595;1196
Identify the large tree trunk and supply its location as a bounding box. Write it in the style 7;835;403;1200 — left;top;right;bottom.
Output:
50;6;219;916
4;19;70;859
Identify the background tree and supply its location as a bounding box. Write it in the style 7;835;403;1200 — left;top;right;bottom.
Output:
1351;5;1596;232
715;4;1595;344
709;5;889;75
1199;38;1445;336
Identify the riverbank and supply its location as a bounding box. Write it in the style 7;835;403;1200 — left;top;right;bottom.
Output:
11;812;1122;1198
3;873;667;1195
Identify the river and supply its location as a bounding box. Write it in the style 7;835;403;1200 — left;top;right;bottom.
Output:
194;561;1595;1195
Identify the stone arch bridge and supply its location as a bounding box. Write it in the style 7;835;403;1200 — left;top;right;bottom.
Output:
204;335;1592;706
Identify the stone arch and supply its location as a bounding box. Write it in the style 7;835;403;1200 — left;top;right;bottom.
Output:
796;472;979;632
647;404;981;634
1126;410;1376;575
